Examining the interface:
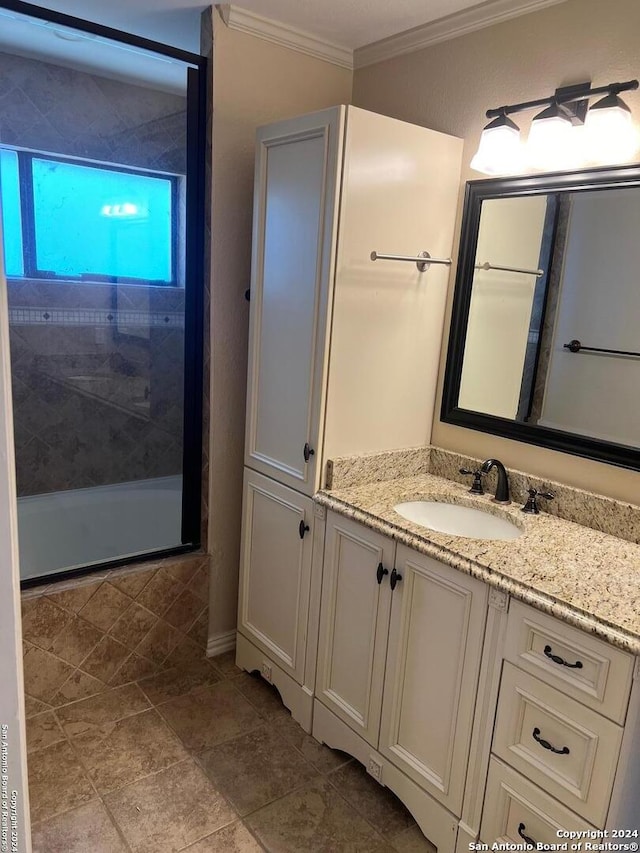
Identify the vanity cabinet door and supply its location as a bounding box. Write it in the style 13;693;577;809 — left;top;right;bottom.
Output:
316;512;394;747
379;545;488;815
237;469;314;684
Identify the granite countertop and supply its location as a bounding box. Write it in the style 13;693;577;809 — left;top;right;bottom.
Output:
316;472;640;656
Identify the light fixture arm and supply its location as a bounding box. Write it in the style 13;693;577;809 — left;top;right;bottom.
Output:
485;79;638;119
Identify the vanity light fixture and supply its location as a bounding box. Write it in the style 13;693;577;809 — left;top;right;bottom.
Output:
471;79;639;175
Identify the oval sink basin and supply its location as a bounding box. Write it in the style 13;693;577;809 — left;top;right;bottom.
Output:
393;501;522;540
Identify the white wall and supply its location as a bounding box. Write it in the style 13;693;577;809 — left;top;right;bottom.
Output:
0;223;31;850
539;189;640;445
459;196;547;418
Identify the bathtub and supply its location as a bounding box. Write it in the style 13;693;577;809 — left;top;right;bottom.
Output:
18;475;183;581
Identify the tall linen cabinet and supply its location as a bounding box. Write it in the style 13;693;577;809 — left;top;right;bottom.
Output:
236;105;463;729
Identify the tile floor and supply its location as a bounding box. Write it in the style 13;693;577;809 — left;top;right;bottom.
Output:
27;649;437;852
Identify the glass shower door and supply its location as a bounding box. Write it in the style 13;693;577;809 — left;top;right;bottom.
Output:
0;6;204;581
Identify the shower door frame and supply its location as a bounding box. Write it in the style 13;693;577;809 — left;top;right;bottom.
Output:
1;0;208;588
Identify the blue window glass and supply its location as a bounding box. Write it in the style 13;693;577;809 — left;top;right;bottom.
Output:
0;149;25;277
31;158;173;282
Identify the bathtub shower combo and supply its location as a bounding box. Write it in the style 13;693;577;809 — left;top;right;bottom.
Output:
17;477;183;580
1;7;206;584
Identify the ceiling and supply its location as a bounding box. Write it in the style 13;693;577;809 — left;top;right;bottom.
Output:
10;0;552;53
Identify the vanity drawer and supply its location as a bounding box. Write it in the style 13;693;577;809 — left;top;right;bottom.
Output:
504;600;634;724
481;757;596;845
493;663;623;827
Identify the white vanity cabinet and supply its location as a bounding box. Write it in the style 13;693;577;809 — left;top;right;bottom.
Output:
237;105;463;727
315;512;489;848
313;513;640;852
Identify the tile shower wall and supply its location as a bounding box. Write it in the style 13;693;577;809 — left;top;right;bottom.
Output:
0;52;186;174
9;280;184;495
21;554;209;717
1;50;188;497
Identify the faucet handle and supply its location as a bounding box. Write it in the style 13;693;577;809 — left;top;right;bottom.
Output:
459;467;485;495
522;487;555;514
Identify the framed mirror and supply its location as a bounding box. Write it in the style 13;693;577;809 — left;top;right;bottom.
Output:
441;164;640;470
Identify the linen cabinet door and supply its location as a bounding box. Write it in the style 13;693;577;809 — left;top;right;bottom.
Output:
237;469;314;684
316;513;394;747
244;107;344;495
379;546;488;815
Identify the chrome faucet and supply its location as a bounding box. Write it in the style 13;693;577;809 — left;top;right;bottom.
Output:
480;458;511;504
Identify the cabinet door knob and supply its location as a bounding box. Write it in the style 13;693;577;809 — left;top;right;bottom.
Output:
543;644;583;669
376;563;389;585
303;443;315;463
299;520;310;539
532;727;569;755
390;568;403;591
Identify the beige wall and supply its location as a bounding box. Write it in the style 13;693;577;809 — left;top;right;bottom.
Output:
353;0;640;503
207;12;352;639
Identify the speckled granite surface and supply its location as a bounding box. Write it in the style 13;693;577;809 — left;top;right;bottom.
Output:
325;447;431;490
429;448;640;545
328;446;640;545
316;471;640;655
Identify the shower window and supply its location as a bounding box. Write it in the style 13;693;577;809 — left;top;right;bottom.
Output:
0;149;178;285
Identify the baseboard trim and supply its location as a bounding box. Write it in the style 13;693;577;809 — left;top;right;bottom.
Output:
207;630;236;657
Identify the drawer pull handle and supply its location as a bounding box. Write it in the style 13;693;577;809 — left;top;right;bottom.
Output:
376;563;389;585
532;727;570;755
543;644;583;669
518;823;537;846
299;520;310;539
303;442;315;463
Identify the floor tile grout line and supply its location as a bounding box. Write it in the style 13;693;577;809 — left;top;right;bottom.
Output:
135;668;223;708
57;705;188;798
50;680;150;714
170;812;239;853
323;762;418;845
154;693;269;754
56;702;153;738
211;753;324;824
45;712;135;852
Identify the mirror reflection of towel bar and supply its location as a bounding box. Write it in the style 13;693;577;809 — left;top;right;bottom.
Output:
476;261;544;277
370;250;452;273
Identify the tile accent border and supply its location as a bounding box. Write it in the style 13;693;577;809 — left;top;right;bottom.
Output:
9;306;184;328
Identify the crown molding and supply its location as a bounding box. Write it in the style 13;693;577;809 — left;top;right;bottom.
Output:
218;5;353;70
354;0;567;68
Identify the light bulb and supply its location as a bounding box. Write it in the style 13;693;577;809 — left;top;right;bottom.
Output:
470;115;522;175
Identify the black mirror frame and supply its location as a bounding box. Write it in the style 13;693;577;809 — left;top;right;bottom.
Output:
441;163;640;472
